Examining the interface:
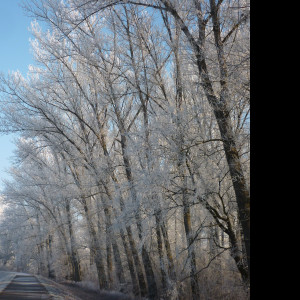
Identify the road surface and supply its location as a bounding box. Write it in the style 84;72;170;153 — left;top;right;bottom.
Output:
0;274;50;299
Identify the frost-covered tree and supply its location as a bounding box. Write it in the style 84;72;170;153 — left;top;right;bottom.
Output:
0;1;250;299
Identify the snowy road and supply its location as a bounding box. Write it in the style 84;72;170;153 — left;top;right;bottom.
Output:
0;271;16;293
0;272;133;299
0;274;50;299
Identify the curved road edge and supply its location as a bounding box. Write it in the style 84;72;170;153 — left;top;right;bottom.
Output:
0;271;17;294
35;275;81;300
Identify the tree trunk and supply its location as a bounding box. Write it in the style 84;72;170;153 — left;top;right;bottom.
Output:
98;191;126;286
155;211;167;290
119;227;140;296
118;190;147;297
66;201;81;282
82;199;108;289
160;0;250;278
182;193;200;300
46;235;56;279
95;127;147;296
106;237;113;289
160;219;176;281
120;133;158;299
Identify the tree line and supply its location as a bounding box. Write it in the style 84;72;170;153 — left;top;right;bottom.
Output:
0;1;250;299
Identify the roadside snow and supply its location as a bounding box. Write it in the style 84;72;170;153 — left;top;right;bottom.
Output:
36;275;82;300
37;276;134;300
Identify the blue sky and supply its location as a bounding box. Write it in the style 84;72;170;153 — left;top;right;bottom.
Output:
0;0;34;189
